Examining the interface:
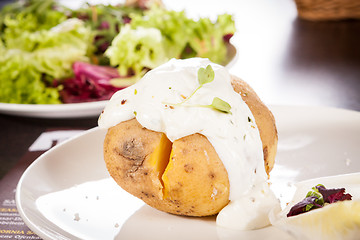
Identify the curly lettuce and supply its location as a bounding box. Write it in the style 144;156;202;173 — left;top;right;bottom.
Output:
0;0;236;104
105;25;168;77
0;18;94;104
0;47;60;104
105;6;236;80
0;0;67;35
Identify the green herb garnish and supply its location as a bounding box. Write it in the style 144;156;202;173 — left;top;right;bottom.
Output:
176;65;215;105
165;65;231;114
198;65;215;85
210;97;232;113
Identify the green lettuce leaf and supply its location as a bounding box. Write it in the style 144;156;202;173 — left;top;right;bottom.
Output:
0;49;61;104
0;0;67;36
106;6;235;80
0;18;94;104
129;7;194;59
189;13;236;64
105;25;168;77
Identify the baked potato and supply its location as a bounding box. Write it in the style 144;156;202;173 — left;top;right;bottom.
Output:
103;76;278;217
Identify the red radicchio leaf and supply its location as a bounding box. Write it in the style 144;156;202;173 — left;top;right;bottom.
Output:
59;62;127;103
99;21;110;29
123;16;131;24
223;33;233;43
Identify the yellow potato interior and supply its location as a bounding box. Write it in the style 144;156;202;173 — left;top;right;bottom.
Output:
161;149;174;199
148;133;173;187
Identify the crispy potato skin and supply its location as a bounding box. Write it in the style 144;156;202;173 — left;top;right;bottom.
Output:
162;134;229;216
104;119;229;216
103;76;277;217
230;75;278;173
104;119;165;203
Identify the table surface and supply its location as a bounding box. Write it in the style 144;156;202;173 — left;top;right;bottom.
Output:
1;0;360;179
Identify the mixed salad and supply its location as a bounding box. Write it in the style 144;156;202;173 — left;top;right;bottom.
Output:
0;0;235;104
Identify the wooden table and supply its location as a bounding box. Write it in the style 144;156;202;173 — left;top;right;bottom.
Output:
1;0;360;179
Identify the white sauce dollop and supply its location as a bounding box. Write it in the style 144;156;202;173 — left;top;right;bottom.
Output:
98;58;279;230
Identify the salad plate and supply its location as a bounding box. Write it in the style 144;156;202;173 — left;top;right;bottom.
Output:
0;101;108;118
0;44;237;119
16;105;360;239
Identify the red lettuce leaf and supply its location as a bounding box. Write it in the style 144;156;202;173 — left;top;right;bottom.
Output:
59;62;127;103
223;33;233;43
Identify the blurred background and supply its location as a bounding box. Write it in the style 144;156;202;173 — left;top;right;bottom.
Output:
1;0;359;110
163;0;360;111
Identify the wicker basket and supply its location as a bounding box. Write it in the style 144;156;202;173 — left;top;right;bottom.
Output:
294;0;360;21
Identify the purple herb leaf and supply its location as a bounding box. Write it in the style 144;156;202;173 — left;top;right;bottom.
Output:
287;196;323;217
328;191;352;203
287;184;353;218
315;185;352;204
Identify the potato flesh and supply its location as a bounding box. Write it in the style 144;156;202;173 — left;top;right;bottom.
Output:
148;133;172;191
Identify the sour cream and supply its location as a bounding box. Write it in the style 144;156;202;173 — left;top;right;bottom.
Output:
98;58;279;230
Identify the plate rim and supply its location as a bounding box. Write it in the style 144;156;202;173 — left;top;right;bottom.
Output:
15;127;102;240
0;100;108;118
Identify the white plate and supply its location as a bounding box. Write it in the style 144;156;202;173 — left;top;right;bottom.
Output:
0;101;108;118
0;45;237;119
16;105;360;240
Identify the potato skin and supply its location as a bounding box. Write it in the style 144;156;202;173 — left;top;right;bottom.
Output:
231;75;278;173
162;134;229;216
103;76;278;216
104;119;165;203
104;119;229;216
